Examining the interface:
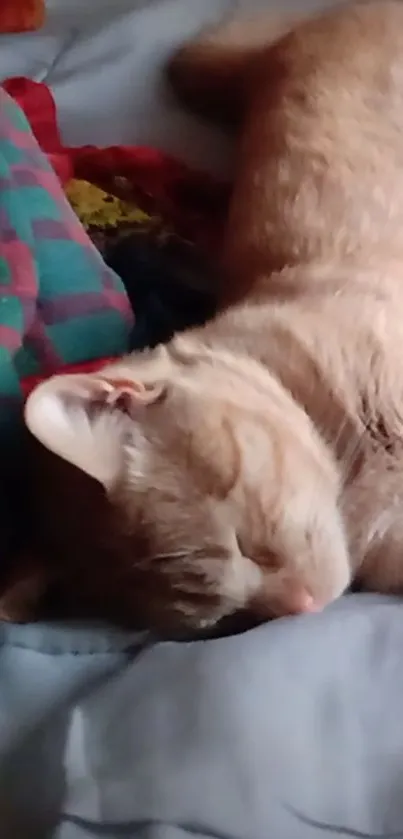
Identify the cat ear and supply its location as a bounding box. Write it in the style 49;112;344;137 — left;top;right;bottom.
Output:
24;374;165;488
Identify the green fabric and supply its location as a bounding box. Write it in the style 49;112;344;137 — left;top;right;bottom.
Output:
0;88;133;427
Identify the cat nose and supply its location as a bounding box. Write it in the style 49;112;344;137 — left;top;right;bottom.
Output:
286;587;322;615
299;592;321;613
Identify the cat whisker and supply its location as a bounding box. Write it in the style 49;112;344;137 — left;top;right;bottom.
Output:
131;548;211;570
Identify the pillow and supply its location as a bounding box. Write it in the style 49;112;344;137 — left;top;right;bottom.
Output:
0;0;45;34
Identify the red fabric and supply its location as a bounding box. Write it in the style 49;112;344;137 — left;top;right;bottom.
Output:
4;77;229;251
71;145;229;252
3;78;72;185
0;0;44;34
21;357;117;400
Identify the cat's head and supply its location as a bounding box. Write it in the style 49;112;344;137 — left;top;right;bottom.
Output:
25;338;350;632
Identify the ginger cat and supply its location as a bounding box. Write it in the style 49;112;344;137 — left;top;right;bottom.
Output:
24;1;403;632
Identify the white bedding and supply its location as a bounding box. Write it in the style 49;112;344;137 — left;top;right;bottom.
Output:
3;594;403;839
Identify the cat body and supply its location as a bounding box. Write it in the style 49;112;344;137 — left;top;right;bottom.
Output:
25;1;403;630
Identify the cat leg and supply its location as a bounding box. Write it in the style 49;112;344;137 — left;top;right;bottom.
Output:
167;12;297;124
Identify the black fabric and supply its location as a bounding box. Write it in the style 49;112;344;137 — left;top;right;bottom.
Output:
105;234;217;351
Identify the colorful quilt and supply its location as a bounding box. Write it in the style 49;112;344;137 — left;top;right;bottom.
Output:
0;88;133;438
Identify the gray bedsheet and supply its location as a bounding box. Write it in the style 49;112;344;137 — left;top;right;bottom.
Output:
1;593;403;839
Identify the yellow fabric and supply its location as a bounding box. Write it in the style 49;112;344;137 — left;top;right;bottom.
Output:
66;179;150;231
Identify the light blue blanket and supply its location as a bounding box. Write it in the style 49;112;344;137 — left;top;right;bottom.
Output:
1;593;403;839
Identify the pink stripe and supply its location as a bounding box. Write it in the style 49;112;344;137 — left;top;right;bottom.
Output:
103;288;134;320
10;164;92;246
11;164;62;200
0;325;22;351
39;291;133;324
25;319;62;371
24;166;91;245
0;117;36;150
1;241;37;298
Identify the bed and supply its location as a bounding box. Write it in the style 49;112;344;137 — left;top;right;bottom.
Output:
1;2;402;838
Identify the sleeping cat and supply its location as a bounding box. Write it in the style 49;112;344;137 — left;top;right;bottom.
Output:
24;0;403;632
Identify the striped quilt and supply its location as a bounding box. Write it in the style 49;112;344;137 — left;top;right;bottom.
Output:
0;87;133;440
